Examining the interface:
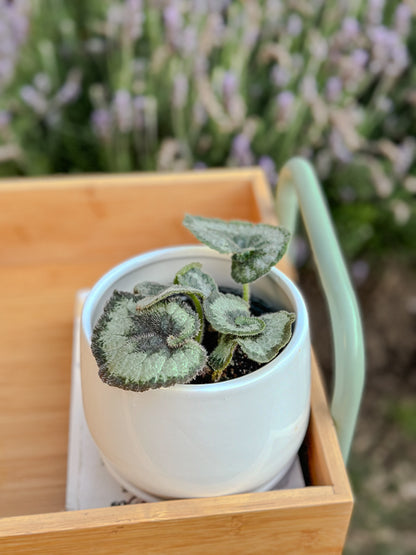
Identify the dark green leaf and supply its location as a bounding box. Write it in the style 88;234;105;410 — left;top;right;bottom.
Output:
237;311;296;363
183;214;290;283
91;291;206;391
174;262;218;298
204;293;265;336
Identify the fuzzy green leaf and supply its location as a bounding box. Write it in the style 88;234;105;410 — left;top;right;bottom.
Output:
183;214;290;283
133;281;167;299
135;284;205;311
204;293;265;336
174;263;218;298
91;291;206;391
237;311;296;363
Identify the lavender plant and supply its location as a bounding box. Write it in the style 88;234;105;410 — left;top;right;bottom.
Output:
0;1;415;261
91;215;294;391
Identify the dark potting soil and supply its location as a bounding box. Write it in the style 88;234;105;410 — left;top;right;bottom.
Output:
190;343;263;384
190;287;275;385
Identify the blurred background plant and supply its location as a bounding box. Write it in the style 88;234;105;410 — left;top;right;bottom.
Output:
1;0;415;266
1;1;415;552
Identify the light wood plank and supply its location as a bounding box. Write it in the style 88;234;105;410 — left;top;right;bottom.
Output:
0;486;350;554
0;181;256;266
0;167;259;192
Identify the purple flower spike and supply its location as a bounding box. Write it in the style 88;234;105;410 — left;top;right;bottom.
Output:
124;0;144;40
163;4;182;48
276;90;295;111
0;110;11;129
352;49;369;68
222;71;238;113
275;91;295;123
394;3;412;37
231;133;254;166
326;77;343;102
341;17;359;39
367;0;386;25
258;156;277;187
34;73;51;94
0;1;29;91
163;4;182;31
92;108;112;141
113;90;133;133
55;70;81;107
368;25;409;77
271;65;290;88
329;129;351;163
222;71;237;101
287;14;303;37
20;85;48;115
182;27;197;55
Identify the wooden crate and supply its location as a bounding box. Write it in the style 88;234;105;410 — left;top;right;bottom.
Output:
0;169;353;553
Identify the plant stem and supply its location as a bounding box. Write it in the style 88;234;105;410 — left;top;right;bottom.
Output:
211;368;223;382
189;293;205;343
242;283;250;305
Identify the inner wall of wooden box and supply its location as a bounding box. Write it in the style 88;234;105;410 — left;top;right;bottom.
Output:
0;173;328;518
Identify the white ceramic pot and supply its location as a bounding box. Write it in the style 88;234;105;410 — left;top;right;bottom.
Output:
80;245;311;499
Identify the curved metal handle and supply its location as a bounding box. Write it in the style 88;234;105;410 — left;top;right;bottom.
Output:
275;157;365;462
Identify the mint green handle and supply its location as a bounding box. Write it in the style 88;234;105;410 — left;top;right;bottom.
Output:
275;157;365;462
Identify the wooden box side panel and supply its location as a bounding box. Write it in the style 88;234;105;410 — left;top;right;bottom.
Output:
303;354;352;499
0;170;266;267
0;494;352;554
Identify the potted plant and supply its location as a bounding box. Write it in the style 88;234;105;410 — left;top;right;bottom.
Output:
80;215;311;500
